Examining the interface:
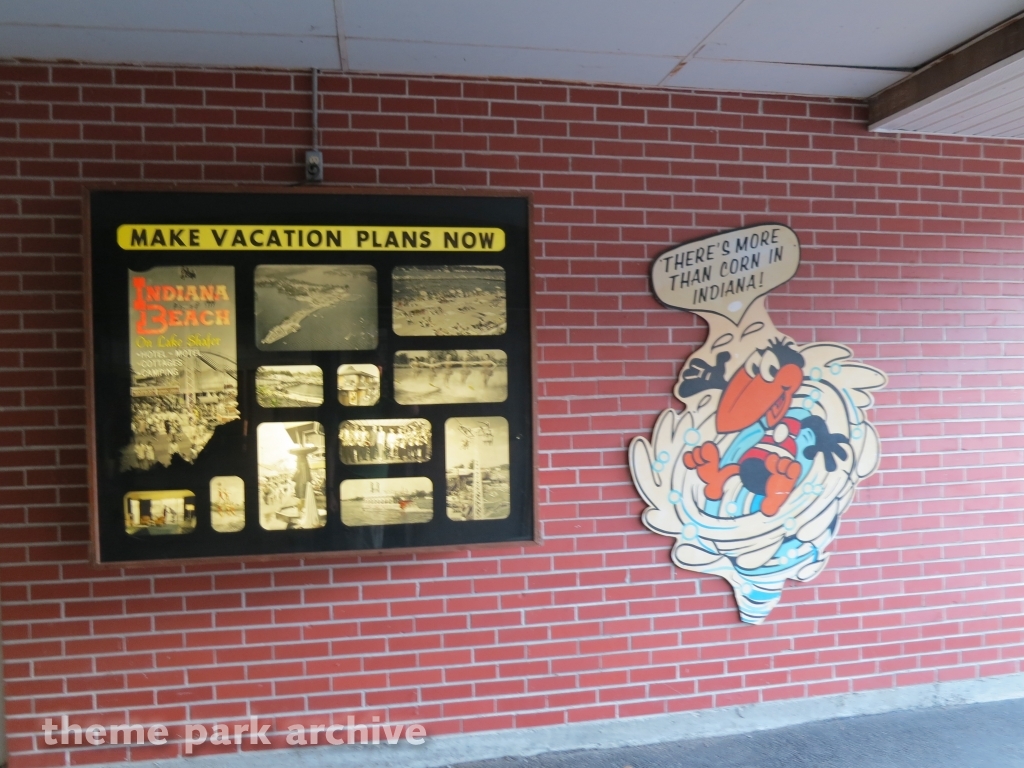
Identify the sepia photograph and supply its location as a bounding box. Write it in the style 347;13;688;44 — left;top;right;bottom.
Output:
394;349;508;405
124;265;239;472
255;264;377;351
340;477;433;527
392;265;506;336
340;419;431;465
256;365;324;408
257;421;327;530
210;475;245;533
337;364;380;406
446;416;511;521
124;490;197;536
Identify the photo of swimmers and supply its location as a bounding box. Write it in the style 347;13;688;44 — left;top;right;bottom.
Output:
210;475;245;533
124;490;197;536
257;421;327;530
256;365;324;408
337;364;380;406
445;416;511;521
341;477;433;527
392;265;506;336
394;349;507;405
339;419;431;465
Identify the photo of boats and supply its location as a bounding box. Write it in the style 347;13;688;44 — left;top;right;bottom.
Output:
256;365;323;408
340;477;433;527
255;264;377;351
392;265;506;336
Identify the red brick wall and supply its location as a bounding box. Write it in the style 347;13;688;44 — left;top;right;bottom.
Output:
4;60;1024;767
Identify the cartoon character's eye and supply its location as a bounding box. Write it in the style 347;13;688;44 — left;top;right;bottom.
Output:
759;350;780;382
744;353;762;379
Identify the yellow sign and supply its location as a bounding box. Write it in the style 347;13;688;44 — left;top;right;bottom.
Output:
116;225;505;252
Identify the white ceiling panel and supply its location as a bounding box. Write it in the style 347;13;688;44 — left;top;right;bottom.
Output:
341;0;741;58
666;58;905;98
346;39;678;86
703;0;1024;69
2;0;337;36
871;52;1024;137
0;26;342;70
3;0;1024;113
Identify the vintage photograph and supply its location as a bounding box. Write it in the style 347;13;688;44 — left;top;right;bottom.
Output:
257;421;327;530
445;416;511;521
256;365;324;408
255;264;377;351
123;265;239;472
124;490;197;536
392;265;506;336
210;475;245;533
394;349;508;405
337;364;380;406
339;419;431;465
340;477;433;527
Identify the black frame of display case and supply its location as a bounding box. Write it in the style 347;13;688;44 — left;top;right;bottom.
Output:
85;186;537;565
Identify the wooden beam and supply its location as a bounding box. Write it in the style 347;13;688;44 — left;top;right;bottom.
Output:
869;11;1024;126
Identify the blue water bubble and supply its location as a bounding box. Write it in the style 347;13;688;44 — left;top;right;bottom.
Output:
809;367;823;381
657;451;670;463
684;429;701;446
783;518;796;532
727;502;738;515
668;490;682;504
852;426;863;439
683;524;697;540
807;389;821;402
653;461;666;473
830;363;842;375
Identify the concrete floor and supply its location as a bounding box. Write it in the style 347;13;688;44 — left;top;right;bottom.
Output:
454;698;1024;768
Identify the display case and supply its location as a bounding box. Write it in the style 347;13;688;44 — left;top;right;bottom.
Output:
85;188;535;564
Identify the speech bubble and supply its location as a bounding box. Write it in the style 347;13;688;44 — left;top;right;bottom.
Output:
650;223;800;325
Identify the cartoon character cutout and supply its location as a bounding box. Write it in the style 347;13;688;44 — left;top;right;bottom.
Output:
630;224;886;624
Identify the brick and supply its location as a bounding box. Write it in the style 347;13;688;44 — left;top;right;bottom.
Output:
2;61;1024;766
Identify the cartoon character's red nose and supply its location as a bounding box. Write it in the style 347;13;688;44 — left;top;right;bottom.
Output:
716;363;803;433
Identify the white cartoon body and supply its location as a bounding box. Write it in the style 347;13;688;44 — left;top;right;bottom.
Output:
630;226;885;624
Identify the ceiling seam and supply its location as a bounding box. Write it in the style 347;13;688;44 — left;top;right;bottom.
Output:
334;0;349;72
656;0;751;87
0;22;337;39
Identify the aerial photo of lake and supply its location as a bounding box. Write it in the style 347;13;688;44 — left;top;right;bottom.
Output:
255;265;378;351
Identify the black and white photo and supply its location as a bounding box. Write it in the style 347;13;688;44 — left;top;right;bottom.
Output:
256;365;323;408
445;416;511;521
394;349;507;405
255;265;377;350
337;364;380;406
210;475;245;533
341;477;433;527
339;419;431;465
392;265;506;336
124;490;197;536
257;421;327;530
